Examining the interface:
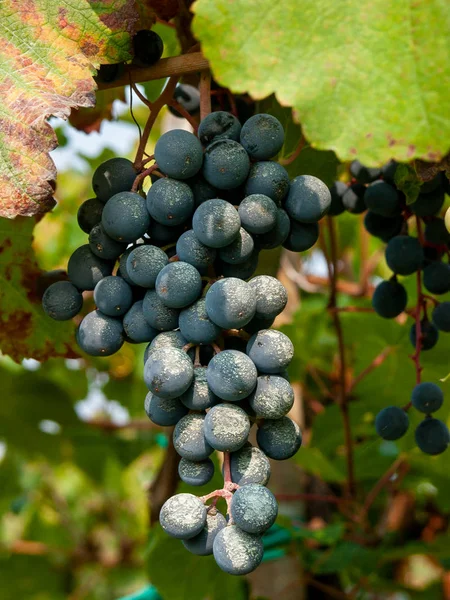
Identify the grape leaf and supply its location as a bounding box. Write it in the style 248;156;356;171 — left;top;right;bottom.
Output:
0;217;77;361
0;0;137;218
69;87;126;133
192;0;450;165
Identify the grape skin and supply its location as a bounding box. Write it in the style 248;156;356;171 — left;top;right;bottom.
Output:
92;158;137;202
238;194;278;234
179;299;222;345
342;183;366;214
240;113;284;160
230;484;278;534
77;198;104;233
385;236;424;276
409;319;439;351
364;211;403;242
328;181;346;216
183;510;226;556
372;280;407;319
411;382;444;414
410;187;445;217
126;245;169;289
154;129;203;180
375;406;409;440
146;178;194;227
423;262;450;295
132;30;163;66
159;493;207;540
249;275;287;320
432;302;450;332
78;310;124;356
193;199;241;249
42;281;83;321
207;350;257;402
142;290;180;331
155;262;202;309
144;392;188;426
282;221;319;252
68;245;113;291
284;175;332;223
101;191;150;243
123;300;158;343
204;403;250;452
216;251;259;280
213;526;264;575
245;161;290;204
415;418;450;455
178;458;215;487
198;111;242;145
364;181;400;217
205;278;256;329
173;413;213;461
93;276;133;317
350;161;381;184
88;224;127;260
249;375;294;419
202;139;250;190
257;417;302;460
254;208;290;250
218;227;254;265
180;367;219;411
229;444;271;486
246;329;294;374
176;230;217;272
144;347;194;399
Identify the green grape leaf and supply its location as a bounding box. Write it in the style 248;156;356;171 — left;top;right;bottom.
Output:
0;0;137;218
147;525;247;600
0;217;77;362
394;163;421;205
192;0;450;165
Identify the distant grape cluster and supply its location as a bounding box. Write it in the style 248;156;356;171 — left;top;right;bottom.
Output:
329;162;450;454
41;110;336;573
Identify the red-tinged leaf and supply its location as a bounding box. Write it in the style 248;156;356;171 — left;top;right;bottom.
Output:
0;217;78;362
0;0;138;219
69;87;126;133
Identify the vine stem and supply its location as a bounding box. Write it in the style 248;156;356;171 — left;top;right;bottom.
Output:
97;52;209;91
347;346;394;394
131;163;158;192
278;136;306;166
359;457;406;519
134;76;180;170
199;70;212;120
326;216;356;499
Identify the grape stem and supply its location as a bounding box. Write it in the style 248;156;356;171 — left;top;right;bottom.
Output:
347;346;394;394
131;163;159;192
278;136;306;166
167;98;199;131
199;70;212;120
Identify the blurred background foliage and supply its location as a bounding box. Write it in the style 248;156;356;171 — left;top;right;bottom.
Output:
2;15;450;600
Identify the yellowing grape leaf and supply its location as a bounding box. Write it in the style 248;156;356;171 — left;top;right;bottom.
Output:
192;0;450;166
0;217;78;362
0;0;138;219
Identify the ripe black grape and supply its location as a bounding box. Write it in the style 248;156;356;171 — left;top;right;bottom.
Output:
155;129;203;180
240;113;284;160
372;279;407;319
350;161;381;184
144;347;194;399
363;211;403;242
342;183;366;214
102;191;150;243
230;484;278;534
411;382;444;414
203;139;250;190
229;445;271;486
132;29;164;66
169;84;200;117
424;218;450;245
328;181;346;216
88;223;127;260
142;290;180;331
423;262;450;295
173;413;213;461
204;403;250;452
249;375;294;418
216;251;259;280
245;161;290;204
410;187;445;217
205;278;256;329
374;406;409;440
77;198;103;233
42;281;83;321
144;392;188;426
246;329;294;374
206;350;257;401
146;178;194;226
385;236;424;275
67;244;113;291
254;208;290;249
179;299;221;345
415;418;450;455
93;276;133;317
183;510;226;556
218;227;254;265
159;493;207;540
126;245;169;289
77;310;124;356
238;194;278;234
432;302;450;332
123;300;158;343
192;199;241;248
249;275;287;319
155;262;202;309
364;180;400;217
92;158;137;202
179;367;219;411
409;319;439;351
178;458;215;487
213;526;264;575
256;416;302;460
176;230;217;272
282;221;319;252
198;111;241;145
284;175;331;223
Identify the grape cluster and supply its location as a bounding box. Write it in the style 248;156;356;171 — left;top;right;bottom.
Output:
41;110;335;573
329;162;450;455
